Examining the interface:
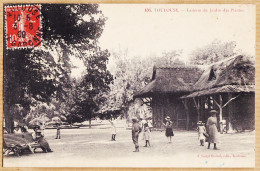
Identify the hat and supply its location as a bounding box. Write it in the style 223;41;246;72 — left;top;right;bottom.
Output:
132;117;138;121
165;116;171;120
197;121;202;125
33;125;40;129
209;110;217;114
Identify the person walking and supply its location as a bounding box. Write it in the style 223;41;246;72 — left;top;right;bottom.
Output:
163;116;174;143
206;110;220;150
132;117;142;152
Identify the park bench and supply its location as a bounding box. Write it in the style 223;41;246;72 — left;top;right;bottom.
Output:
3;133;41;156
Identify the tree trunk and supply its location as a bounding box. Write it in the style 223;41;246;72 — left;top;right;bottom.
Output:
89;113;92;128
89;119;91;128
219;107;223;134
4;104;14;133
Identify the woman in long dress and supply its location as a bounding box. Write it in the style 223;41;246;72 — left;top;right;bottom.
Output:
206;110;219;150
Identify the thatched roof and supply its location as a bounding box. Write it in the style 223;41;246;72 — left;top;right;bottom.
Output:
180;85;254;99
193;55;255;91
134;65;203;98
134;55;255;99
180;55;255;99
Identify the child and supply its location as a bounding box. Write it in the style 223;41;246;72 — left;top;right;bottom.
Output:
56;123;61;139
163;116;174;143
197;121;206;146
109;118;116;141
143;123;151;147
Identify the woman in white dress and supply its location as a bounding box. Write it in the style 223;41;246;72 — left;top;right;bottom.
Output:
206;110;219;150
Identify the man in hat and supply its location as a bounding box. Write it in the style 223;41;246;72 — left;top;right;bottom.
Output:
132;117;142;152
206;110;219;150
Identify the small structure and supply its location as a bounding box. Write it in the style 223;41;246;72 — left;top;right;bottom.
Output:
134;55;255;132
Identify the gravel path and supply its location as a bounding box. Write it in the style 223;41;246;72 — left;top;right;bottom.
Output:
4;121;255;168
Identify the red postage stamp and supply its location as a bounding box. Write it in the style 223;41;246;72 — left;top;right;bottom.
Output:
5;5;42;49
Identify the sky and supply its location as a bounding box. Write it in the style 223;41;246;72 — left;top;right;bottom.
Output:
99;4;255;58
71;4;255;77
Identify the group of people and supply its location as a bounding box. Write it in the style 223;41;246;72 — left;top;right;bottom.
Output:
7;109;220;155
131;109;220;152
197;110;219;150
131;116;172;152
8;124;53;153
108;115;154;152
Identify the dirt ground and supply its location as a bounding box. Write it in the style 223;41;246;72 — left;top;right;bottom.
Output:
3;120;255;168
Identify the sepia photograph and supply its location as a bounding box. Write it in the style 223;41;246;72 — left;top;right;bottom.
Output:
2;3;255;168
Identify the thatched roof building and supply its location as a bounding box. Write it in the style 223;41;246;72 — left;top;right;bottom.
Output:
134;65;203;98
134;55;255;131
135;55;255;99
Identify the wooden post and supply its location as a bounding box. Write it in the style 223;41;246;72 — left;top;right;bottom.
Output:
193;97;200;122
199;97;204;121
152;98;155;129
182;99;190;130
219;94;223;121
227;93;233;133
160;107;163;128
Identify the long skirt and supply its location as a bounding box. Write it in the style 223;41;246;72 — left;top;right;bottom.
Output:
208;124;219;143
38;137;52;152
165;128;174;137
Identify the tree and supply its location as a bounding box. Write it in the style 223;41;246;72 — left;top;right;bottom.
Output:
3;49;57;132
154;50;184;66
190;40;237;65
212;94;241;133
102;49;184;121
3;4;109;132
68;53;113;127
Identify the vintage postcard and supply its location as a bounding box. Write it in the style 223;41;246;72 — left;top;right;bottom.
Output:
2;3;256;168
